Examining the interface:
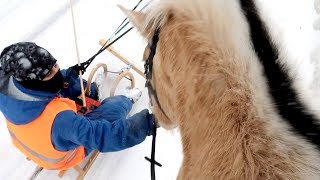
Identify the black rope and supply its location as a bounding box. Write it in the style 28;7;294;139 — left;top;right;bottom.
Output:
109;21;130;41
81;26;134;71
82;0;144;72
108;0;143;41
145;123;162;180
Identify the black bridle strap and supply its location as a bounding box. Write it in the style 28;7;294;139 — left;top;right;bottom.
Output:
144;28;160;80
146;81;171;120
80;0;145;73
144;28;171;120
144;28;165;180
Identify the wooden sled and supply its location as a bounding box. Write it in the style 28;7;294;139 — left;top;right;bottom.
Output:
29;41;140;180
58;63;136;180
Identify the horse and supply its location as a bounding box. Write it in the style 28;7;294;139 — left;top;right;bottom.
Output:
121;0;320;179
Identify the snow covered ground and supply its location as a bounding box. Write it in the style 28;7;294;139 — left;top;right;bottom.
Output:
0;0;319;179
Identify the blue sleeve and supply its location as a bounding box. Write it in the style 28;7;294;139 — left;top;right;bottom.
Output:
60;69;98;100
51;96;153;153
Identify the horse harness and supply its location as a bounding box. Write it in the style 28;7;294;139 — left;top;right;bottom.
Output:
144;27;176;180
144;28;171;120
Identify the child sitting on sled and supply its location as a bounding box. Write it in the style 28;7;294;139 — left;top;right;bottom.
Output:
0;42;155;170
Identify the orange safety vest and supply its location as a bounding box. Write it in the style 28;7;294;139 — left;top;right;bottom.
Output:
6;97;85;170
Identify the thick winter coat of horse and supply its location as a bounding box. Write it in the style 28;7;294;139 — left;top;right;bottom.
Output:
122;0;320;179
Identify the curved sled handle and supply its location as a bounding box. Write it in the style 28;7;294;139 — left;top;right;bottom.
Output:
85;63;108;96
110;70;135;97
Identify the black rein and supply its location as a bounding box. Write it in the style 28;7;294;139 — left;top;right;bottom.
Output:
144;28;164;180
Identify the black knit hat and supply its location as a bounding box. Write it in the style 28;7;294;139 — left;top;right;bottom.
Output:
0;42;57;81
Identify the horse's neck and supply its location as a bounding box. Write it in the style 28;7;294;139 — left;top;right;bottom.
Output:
168;28;268;174
171;26;317;179
175;45;253;152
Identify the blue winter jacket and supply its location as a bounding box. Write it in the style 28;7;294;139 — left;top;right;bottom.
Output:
0;68;153;155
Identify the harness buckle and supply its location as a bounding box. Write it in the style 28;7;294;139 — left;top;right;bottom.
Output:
120;64;133;73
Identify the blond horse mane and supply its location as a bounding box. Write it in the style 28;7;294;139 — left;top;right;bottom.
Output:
123;0;320;179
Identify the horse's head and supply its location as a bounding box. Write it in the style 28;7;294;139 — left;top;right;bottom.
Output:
119;5;182;129
120;1;233;131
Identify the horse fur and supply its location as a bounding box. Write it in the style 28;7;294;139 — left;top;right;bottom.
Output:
121;0;320;179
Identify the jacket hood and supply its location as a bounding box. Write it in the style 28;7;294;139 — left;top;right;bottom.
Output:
0;69;56;125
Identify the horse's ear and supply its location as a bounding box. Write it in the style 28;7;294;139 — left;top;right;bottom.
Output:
118;5;146;34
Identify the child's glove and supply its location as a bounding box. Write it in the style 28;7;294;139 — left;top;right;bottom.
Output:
119;87;142;103
68;63;86;75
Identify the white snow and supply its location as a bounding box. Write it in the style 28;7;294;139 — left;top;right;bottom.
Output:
315;0;320;13
0;0;319;179
315;0;320;30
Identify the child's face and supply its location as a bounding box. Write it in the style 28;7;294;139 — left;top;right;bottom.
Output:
42;63;60;81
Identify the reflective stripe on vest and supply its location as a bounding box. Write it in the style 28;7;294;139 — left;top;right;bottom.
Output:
8;130;76;165
6;98;85;170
